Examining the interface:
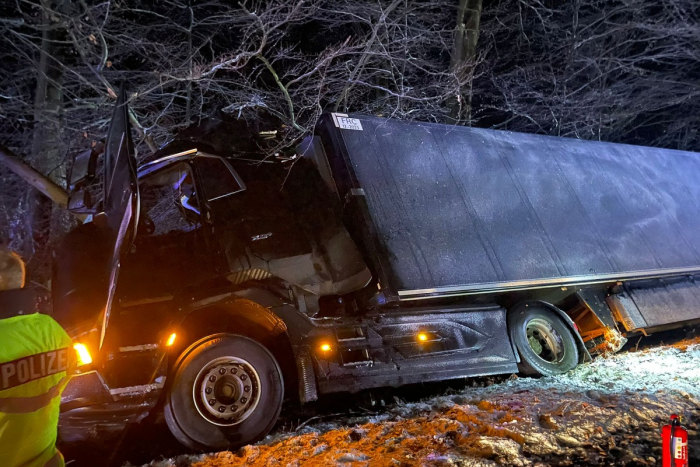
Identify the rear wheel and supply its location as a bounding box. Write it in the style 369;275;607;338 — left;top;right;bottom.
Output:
164;334;283;450
509;306;579;376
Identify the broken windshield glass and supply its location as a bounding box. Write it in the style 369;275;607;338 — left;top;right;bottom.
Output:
140;163;200;235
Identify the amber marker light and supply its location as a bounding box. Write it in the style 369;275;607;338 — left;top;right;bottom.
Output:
73;343;93;366
319;343;332;353
417;333;428;342
166;333;177;347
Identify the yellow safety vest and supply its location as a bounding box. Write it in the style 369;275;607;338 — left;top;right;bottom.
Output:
0;313;72;467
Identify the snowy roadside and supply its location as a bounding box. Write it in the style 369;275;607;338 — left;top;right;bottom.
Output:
132;339;700;467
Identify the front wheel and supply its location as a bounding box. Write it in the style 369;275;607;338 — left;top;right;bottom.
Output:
164;334;284;450
509;306;579;376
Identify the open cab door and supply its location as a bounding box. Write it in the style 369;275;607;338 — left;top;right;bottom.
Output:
53;86;139;350
96;86;140;347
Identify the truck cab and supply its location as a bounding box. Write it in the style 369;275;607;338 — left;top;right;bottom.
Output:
55;91;375;448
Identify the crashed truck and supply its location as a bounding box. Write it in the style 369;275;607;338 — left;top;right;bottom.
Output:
54;90;700;450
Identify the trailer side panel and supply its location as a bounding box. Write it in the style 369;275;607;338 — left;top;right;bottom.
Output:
320;114;700;300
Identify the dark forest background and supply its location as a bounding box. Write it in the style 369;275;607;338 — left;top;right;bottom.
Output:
1;0;699;279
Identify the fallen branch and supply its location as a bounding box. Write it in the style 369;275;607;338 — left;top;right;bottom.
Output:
0;144;69;208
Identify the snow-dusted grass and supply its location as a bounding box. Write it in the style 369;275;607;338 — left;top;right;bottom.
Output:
537;343;700;396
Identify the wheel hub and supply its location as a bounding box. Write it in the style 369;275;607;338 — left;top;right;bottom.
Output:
528;335;543;354
194;357;261;426
526;318;564;364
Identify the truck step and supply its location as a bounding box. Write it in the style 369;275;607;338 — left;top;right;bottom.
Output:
334;327;374;366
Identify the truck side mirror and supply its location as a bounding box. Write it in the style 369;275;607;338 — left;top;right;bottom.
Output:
67;143;104;215
67;190;96;214
68;143;103;190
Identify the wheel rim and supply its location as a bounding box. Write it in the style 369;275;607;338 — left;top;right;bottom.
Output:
526;318;565;364
193;356;261;426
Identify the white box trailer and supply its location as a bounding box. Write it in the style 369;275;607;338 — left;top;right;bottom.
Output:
315;113;700;330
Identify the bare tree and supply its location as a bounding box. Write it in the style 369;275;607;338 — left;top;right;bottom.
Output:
0;0;463;271
473;0;700;148
0;0;698;278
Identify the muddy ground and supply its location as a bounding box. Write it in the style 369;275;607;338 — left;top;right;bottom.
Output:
62;329;700;467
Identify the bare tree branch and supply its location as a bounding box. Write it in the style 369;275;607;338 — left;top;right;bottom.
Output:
0;145;69;208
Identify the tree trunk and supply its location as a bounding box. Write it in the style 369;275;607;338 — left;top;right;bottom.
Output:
31;0;65;175
185;5;194;126
448;0;482;122
26;0;68;275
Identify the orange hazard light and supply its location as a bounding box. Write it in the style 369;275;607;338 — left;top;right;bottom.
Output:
73;343;92;366
166;333;177;347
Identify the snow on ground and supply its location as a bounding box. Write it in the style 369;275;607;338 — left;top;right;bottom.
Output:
130;339;700;467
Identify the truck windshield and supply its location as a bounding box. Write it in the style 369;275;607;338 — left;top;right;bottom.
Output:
140;162;200;235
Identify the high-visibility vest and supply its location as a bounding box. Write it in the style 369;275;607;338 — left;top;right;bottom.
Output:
0;313;72;467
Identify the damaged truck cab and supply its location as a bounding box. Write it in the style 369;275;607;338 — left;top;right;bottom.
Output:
120;149;371;309
55;91;700;450
55;91;373;448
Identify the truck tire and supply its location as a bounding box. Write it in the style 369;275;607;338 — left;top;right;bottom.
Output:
164;334;284;450
509;306;579;376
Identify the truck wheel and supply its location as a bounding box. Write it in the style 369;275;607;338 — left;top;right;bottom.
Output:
509;307;579;376
164;334;284;450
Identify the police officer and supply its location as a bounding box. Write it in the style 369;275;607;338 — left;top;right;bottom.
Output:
0;247;73;467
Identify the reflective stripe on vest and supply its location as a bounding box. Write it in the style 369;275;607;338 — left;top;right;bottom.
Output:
0;375;68;413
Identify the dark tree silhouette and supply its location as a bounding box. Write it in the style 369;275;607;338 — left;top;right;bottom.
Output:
0;0;698;276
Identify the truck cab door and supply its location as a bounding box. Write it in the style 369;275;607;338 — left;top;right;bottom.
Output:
117;160;217;304
97;89;140;350
52;86;139;349
191;154;253;276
